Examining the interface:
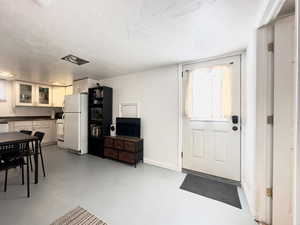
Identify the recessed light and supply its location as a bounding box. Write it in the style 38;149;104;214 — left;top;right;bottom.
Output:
61;54;89;66
0;72;15;78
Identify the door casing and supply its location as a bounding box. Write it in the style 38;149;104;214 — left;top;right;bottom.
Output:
181;54;243;182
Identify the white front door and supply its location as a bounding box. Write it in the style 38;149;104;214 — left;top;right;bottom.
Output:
182;56;241;181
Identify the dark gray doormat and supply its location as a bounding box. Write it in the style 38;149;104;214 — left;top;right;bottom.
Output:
180;174;241;209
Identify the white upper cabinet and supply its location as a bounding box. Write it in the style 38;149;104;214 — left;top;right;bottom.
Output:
14;81;71;108
36;84;52;106
73;78;99;94
15;81;35;106
73;79;86;94
65;85;73;96
52;86;66;107
0;80;7;101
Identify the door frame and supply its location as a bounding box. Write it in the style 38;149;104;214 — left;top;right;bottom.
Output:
255;23;274;224
295;2;300;225
177;50;246;173
273;14;296;225
256;13;297;225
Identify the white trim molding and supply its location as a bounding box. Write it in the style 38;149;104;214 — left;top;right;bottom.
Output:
255;23;274;224
294;1;300;225
181;49;246;67
144;158;179;171
259;0;286;26
177;64;183;172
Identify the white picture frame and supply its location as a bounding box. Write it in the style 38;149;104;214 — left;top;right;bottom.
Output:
119;102;140;118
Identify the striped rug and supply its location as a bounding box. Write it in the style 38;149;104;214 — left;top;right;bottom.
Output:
50;207;107;225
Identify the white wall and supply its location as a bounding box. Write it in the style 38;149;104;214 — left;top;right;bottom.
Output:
295;2;300;225
0;80;55;117
242;31;257;215
100;54;259;209
101;66;180;170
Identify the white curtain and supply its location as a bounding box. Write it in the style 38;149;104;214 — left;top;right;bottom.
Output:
184;65;232;120
184;70;193;118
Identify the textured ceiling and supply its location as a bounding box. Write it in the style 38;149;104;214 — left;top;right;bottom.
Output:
0;0;264;85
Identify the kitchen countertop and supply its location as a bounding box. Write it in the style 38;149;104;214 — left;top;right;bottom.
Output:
0;116;56;123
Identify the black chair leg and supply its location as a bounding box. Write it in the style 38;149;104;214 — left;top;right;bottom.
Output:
26;156;30;198
21;163;24;185
30;142;34;172
29;156;33;172
4;169;8;192
39;144;46;177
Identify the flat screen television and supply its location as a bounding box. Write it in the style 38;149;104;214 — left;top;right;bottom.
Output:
116;117;141;138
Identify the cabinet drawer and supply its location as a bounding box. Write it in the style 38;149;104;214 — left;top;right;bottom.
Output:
14;121;32;127
104;148;118;159
114;139;124;149
33;120;50;127
14;126;33;132
124;141;136;152
119;152;135;164
104;138;114;148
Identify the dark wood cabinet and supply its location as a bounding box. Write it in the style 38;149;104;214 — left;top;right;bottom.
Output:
104;148;118;159
104;136;143;167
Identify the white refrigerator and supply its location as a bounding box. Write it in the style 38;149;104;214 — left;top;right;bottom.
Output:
63;93;88;154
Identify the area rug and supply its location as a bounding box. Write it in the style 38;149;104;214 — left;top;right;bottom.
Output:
50;207;107;225
180;174;242;209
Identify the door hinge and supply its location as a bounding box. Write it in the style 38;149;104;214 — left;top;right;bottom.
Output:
268;43;274;52
181;152;183;158
266;188;273;197
267;115;273;125
182;72;184;78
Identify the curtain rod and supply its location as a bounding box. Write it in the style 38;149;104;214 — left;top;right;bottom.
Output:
181;49;245;67
183;61;235;73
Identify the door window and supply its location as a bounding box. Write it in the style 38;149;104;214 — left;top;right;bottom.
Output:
185;65;232;121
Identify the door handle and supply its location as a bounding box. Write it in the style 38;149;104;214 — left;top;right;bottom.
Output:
232;115;239;124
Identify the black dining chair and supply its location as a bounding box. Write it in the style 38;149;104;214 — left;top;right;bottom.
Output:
19;130;32;136
33;131;46;177
0;142;31;197
19;130;33;172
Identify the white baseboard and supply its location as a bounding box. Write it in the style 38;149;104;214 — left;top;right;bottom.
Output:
144;158;179;171
242;181;256;216
43;142;57;146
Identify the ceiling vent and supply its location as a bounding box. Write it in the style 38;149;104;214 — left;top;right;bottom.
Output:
61;55;89;66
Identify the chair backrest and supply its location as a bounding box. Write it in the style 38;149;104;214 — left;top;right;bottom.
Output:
20;130;33;135
0;142;28;161
0;143;19;156
34;131;45;142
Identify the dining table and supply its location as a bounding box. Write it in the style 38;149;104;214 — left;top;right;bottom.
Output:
0;132;40;184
